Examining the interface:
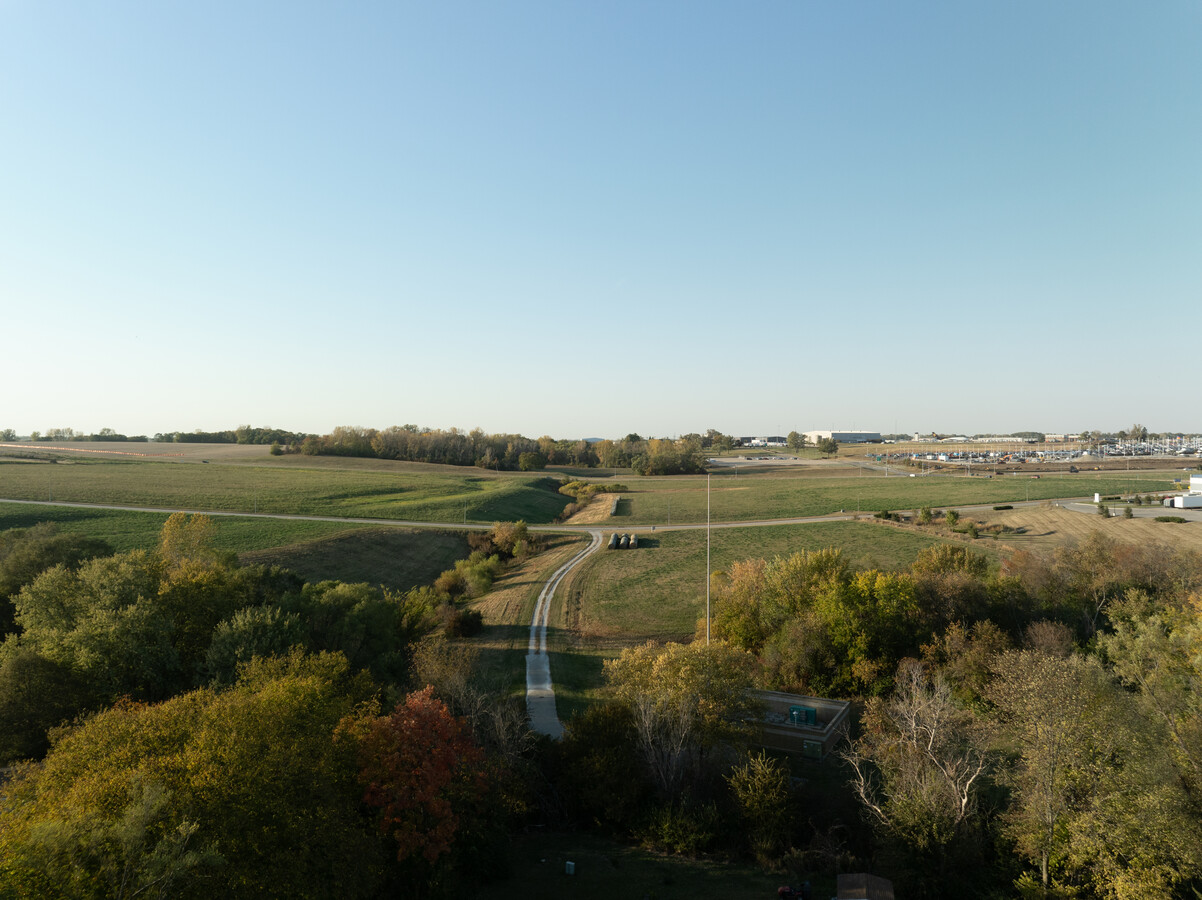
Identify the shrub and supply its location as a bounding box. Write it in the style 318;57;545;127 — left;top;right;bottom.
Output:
640;798;721;856
945;509;960;526
1155;516;1187;524
1123;507;1134;519
1097;502;1110;517
438;603;484;637
993;505;1013;511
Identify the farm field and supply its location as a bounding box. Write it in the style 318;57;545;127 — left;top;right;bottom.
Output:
602;470;1178;525
0;457;570;523
0;500;376;553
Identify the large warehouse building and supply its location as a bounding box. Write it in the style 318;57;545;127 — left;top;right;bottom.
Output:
804;430;882;444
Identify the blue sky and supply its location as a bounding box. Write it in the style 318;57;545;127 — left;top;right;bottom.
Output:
3;2;1199;439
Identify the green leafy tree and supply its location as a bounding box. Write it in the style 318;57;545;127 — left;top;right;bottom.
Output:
984;649;1199;896
553;702;650;832
0;524;112;636
726;751;791;865
845;661;987;886
604;641;759;796
786;431;807;452
0;651;385;899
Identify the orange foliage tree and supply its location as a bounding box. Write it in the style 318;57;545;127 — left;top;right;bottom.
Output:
345;686;486;865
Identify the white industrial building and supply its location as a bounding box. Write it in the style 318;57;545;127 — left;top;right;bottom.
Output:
804;430;882;444
1165;475;1202;509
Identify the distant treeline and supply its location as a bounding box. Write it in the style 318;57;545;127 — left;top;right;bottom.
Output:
8;423;726;475
14;426;309;445
297;426;709;475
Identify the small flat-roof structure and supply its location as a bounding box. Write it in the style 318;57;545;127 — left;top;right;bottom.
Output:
837;873;895;900
751;690;850;760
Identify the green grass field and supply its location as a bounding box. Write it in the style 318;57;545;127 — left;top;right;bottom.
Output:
546;520;961;718
0;458;570;523
240;527;471;592
562;521;956;642
606;470;1176;525
0;501;385;553
0;502;469;592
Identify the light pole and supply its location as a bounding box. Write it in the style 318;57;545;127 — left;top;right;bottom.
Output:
706;473;711;645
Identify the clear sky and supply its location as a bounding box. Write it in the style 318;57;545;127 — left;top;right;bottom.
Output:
3;2;1199;439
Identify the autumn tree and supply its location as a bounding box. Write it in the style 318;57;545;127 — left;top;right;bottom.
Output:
986;648;1201;896
604;641;759;796
0;652;385;899
342;686;486;870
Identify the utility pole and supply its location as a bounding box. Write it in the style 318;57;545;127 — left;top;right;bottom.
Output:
706;473;711;646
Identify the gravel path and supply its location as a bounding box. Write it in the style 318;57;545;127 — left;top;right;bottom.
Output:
525;529;602;738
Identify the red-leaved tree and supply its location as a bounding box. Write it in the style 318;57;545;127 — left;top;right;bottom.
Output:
346;686;485;865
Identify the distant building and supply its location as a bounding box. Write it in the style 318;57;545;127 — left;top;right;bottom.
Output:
1166;475;1202;509
804;430;882;444
740;436;787;447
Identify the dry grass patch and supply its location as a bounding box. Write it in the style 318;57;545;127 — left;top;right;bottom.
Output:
974;504;1202;553
467;534;590;689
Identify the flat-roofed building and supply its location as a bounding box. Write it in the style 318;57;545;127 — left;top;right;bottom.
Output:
803;430;882;444
751;690;850;759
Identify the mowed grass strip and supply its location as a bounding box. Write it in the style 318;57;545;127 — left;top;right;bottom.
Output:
606;471;1177;524
0;459;570;523
561;520;952;643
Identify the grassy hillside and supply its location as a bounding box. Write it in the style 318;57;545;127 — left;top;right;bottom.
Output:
0;501;379;553
240;527;471;592
562;520;953;642
0;502;469;592
0;458;571;523
546;520;958;719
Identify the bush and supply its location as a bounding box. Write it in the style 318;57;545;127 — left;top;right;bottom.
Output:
945;509;959;526
438;603;484;637
1123;507;1134;519
1097;502;1110;517
992;505;1013;511
640;798;721;856
1155;516;1187;524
